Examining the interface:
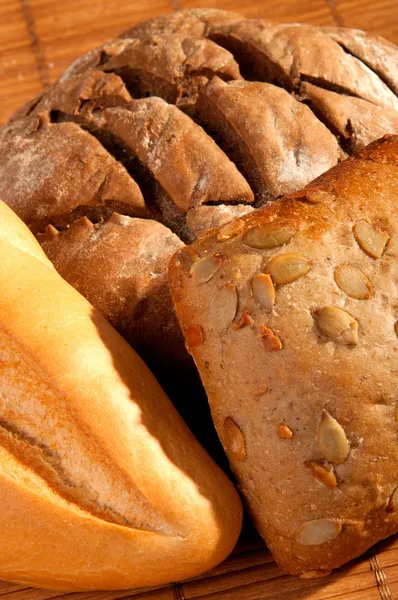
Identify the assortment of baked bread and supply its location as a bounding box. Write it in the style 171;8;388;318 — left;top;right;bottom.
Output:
1;9;397;396
1;6;398;592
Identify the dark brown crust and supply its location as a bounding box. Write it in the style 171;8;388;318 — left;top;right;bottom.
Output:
207;19;296;88
197;77;340;201
300;81;398;152
0;117;147;232
36;69;133;117
2;9;397;232
100;100;254;212
120;8;244;40
120;11;207;40
103;34;241;112
207;19;398;110
38;214;186;369
322;27;398;96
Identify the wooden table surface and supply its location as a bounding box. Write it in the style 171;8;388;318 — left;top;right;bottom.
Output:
1;0;398;598
0;0;398;125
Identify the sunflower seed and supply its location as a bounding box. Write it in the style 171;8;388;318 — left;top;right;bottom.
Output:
217;219;246;241
190;253;225;285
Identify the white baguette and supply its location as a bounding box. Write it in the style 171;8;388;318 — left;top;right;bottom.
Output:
0;200;242;591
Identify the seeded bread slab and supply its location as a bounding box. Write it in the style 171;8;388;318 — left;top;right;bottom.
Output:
1;8;398;414
169;135;398;576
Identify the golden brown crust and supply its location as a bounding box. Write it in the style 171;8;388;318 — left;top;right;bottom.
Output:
169;135;398;576
0;200;242;590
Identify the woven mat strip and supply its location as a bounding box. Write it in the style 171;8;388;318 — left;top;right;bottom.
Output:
1;536;398;599
369;548;393;600
170;583;185;600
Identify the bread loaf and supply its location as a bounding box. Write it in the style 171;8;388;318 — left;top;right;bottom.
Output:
169;135;398;576
1;9;397;400
37;214;187;381
36;214;224;459
0;200;242;591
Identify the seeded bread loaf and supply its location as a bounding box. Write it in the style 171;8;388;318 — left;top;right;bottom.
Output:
0;200;242;591
1;9;398;403
169;134;398;576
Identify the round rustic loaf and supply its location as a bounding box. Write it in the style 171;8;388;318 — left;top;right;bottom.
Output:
0;8;397;410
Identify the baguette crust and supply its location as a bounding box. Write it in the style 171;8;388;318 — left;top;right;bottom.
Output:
169;135;398;575
0;201;242;590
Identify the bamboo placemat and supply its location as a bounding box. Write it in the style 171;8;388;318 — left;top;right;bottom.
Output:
1;0;398;598
1;531;398;599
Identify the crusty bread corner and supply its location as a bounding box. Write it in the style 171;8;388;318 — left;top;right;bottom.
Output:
169;135;398;576
0;201;242;591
